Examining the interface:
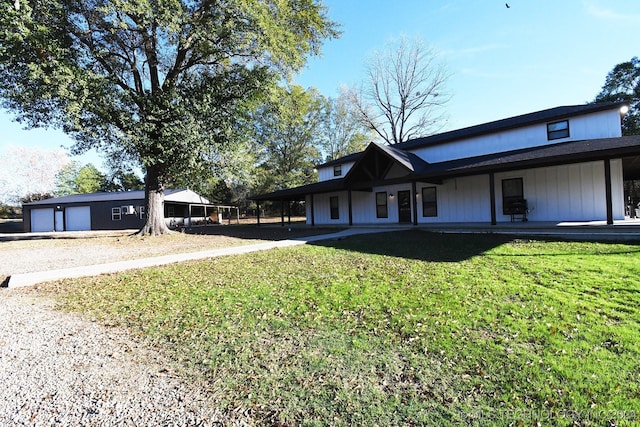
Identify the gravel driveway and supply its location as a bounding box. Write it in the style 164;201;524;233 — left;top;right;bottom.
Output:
0;291;244;426
0;226;342;425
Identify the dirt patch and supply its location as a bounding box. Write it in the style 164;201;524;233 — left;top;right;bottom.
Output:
0;224;342;277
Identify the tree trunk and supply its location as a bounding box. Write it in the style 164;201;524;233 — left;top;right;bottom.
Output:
137;164;171;236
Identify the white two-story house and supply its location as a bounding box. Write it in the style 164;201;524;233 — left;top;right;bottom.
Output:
252;102;640;226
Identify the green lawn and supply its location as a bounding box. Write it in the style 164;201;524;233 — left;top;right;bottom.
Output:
46;231;640;426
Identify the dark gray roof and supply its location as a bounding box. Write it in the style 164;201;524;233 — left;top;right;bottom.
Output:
24;189;186;206
250;179;346;201
417;135;640;179
316;102;628;169
317;152;362;168
397;102;629;150
373;142;431;173
251;135;640;201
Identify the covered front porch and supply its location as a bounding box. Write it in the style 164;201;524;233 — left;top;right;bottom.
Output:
251;136;640;229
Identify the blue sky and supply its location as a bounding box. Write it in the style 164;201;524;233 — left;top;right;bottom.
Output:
1;0;639;168
296;0;640;129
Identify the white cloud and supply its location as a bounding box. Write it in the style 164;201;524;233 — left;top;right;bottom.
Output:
441;43;507;59
586;3;640;24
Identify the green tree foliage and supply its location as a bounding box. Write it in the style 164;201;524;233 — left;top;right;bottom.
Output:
321;92;370;161
56;162;143;194
0;203;21;219
105;168;144;191
54;161;82;196
20;192;54;203
252;85;325;193
74;163;108;193
0;0;337;234
594;57;640;136
55;162;108;194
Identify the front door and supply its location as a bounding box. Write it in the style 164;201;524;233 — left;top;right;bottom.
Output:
398;190;412;223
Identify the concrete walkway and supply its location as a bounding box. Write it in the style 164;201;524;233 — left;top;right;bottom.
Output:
4;228;395;289
5;221;640;288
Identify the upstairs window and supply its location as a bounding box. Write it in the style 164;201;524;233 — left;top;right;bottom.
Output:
376;192;388;218
547;120;569;140
333;165;342;177
330;196;339;219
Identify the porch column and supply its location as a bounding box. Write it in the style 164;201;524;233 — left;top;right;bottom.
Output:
489;173;497;225
287;201;291;224
310;194;315;226
604;159;614;225
412;181;418;226
280;200;285;226
348;190;353;226
256;201;261;226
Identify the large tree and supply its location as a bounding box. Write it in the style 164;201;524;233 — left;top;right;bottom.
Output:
347;36;450;145
0;0;337;234
594;57;640;136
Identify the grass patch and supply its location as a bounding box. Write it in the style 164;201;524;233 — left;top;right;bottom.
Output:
41;231;640;426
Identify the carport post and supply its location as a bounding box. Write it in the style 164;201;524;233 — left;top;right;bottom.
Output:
287;201;291;224
256;201;261;226
280;200;285;226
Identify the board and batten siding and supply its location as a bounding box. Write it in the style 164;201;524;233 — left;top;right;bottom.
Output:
416;176;491;223
306;159;624;225
317;161;356;182
306;192;349;225
494;159;624;222
411;110;623;164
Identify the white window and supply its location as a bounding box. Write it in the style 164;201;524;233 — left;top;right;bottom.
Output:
139;206;145;219
333;165;342;177
111;207;121;221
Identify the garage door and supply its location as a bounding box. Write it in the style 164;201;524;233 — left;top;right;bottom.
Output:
30;208;54;232
65;206;91;231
